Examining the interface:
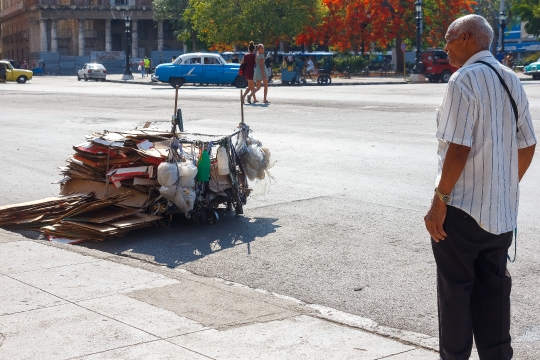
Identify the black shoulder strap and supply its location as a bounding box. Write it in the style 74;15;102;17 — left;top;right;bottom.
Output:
475;60;519;132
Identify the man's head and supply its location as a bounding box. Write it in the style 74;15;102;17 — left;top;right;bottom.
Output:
444;14;493;68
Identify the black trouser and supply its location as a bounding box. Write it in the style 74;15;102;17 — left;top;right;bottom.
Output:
431;206;513;360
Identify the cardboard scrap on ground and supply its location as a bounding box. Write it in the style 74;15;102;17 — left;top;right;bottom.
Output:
42;212;161;241
0;192;162;242
0;194;92;229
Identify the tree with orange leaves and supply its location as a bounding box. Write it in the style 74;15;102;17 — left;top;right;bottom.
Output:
298;0;475;63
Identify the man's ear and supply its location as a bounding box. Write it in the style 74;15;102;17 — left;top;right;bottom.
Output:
461;32;471;45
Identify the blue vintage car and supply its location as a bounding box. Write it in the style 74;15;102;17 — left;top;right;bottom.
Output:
524;58;540;80
152;53;247;88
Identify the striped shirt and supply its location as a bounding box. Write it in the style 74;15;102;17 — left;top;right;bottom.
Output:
436;51;537;235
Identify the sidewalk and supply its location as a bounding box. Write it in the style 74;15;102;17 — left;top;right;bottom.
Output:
106;74;408;87
0;229;443;360
107;70;536;87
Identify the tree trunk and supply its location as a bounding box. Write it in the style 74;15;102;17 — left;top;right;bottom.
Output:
395;34;404;72
283;41;290;53
191;30;197;52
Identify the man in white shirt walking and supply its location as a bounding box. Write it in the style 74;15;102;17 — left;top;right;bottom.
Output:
424;15;536;360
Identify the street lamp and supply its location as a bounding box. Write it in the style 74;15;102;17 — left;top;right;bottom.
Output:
122;17;134;80
500;11;507;56
413;0;423;74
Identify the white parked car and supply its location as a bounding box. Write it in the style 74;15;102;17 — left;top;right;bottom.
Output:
77;63;107;82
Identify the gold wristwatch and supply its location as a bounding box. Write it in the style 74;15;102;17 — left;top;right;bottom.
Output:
435;188;451;204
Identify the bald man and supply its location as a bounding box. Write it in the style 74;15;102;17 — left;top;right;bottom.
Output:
424;15;536;360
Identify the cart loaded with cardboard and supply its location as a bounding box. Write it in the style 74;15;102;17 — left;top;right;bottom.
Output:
0;90;274;243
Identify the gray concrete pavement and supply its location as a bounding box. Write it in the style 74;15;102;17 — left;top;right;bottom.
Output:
1;76;539;358
0;230;440;360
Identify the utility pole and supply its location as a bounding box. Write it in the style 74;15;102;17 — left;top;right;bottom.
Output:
500;0;505;48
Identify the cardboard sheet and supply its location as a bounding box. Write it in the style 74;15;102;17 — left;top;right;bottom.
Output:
60;179;149;208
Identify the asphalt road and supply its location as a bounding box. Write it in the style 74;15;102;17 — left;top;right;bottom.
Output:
1;77;540;358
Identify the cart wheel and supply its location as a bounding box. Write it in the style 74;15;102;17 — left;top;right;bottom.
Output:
208;211;219;225
193;208;207;226
318;75;331;86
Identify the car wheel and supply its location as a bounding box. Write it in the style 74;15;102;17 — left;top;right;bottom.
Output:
533;74;540;80
428;76;439;83
441;71;452;83
102;78;106;82
16;76;27;84
233;76;248;88
77;75;81;81
84;75;88;81
169;77;185;88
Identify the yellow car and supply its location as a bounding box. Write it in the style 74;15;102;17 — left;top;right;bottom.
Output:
0;60;33;84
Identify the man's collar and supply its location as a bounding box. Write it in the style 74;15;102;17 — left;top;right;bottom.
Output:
463;50;494;67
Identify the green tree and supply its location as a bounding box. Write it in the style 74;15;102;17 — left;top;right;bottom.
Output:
512;0;540;36
153;0;201;51
187;0;325;48
473;0;519;52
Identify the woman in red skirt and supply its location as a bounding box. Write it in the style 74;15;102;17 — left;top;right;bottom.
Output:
241;42;258;104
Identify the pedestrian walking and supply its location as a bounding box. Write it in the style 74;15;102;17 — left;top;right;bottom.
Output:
424;14;536;360
143;56;151;77
253;44;269;104
264;53;273;83
20;61;28;70
306;57;315;80
295;56;304;84
139;59;145;78
504;52;514;69
241;42;258;104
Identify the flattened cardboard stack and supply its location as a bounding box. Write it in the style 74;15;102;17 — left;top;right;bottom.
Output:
53;130;177;241
0;193;161;241
41;193;161;241
0;130;179;242
0;194;92;229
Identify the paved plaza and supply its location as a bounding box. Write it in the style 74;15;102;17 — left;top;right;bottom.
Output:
1;76;539;359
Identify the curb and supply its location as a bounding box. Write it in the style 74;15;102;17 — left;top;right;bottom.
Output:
106;79;408;87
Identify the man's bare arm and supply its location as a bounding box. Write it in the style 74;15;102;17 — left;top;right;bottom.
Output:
518;144;536;181
424;143;471;242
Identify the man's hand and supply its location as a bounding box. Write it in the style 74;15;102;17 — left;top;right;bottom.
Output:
518;144;536;181
425;142;470;242
424;196;448;242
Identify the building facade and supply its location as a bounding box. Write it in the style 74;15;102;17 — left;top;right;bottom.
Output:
0;0;182;67
501;22;540;58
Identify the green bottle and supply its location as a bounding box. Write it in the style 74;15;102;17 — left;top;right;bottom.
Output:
196;150;211;182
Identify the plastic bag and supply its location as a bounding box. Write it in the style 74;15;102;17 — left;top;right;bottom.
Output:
159;185;189;213
158;160;198;214
157;162;179;186
241;144;275;181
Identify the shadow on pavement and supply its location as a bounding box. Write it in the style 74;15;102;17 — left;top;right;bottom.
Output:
80;211;280;268
150;87;239;91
